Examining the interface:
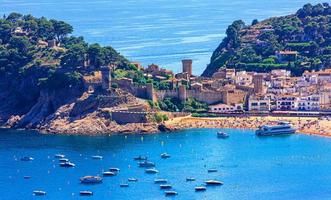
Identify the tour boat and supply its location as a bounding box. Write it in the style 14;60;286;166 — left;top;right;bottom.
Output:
139;161;155;168
33;190;46;196
205;180;223;186
207;169;218;173
128;178;138;182
102;171;115;176
195;186;206;192
80;191;93;196
91;155;103;160
109;168;120;172
217;132;229;139
165;191;178;196
186;177;196;181
256;121;296;136
160;184;172;189
134;156;148;161
145;168;159;174
80;176;103;184
160;153;171;159
154;178;168;183
54;154;65;158
20;156;34;161
59;161;75;167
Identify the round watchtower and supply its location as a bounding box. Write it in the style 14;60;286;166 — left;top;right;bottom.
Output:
101;66;112;91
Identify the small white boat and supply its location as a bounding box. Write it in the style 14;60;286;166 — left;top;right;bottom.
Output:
80;191;93;196
217;132;229;139
205;180;223;186
109;168;120;172
145;168;159;174
80;176;103;184
102;171;115;176
186;177;196;181
128;178;138;182
154;179;168;184
134;156;148;161
59;158;69;162
160;184;172;189
195;186;206;192
33;190;46;196
120;183;129;187
21;156;34;161
160;153;171;159
207;169;218;173
59;161;75;167
91;155;103;160
139;161;155;168
54;154;65;158
165;191;178;196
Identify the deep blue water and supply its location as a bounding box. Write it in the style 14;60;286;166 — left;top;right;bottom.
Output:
0;0;324;74
1;128;331;199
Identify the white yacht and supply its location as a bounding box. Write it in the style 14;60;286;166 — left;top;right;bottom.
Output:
256;121;296;136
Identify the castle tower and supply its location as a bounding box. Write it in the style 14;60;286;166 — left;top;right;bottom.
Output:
253;74;264;94
101;66;112;91
178;84;187;102
182;59;193;76
146;83;155;102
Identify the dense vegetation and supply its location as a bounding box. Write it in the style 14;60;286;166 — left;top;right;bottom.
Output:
202;3;331;77
0;12;129;88
148;98;208;113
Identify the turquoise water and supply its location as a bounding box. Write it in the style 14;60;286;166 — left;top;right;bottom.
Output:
1;128;331;199
0;0;323;74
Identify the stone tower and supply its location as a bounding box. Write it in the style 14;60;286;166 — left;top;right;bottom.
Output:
182;59;193;76
101;66;112;91
178;84;187;102
146;83;155;102
253;74;264;94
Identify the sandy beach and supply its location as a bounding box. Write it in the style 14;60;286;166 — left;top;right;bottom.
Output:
165;115;331;137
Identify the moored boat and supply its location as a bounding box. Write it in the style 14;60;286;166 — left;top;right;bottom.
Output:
128;178;138;182
120;183;129;187
59;161;75;167
195;186;206;192
134;155;147;161
205;180;223;186
217;132;229;139
109;168;120;172
165;191;178;196
80;176;102;184
186;177;196;181
154;178;168;184
102;171;115;176
59;158;69;162
91;155;103;160
80;191;93;196
20;156;34;161
207;169;218;173
160;153;171;159
160;184;172;189
139;161;155;168
54;154;65;158
33;190;46;196
24;176;31;179
145;168;159;174
256;121;296;136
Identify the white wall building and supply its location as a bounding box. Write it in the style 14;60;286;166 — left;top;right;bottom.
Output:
248;96;271;111
209;103;243;113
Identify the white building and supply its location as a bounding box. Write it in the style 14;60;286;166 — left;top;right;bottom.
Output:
248;96;271;111
209;103;243;113
297;94;320;111
276;95;298;110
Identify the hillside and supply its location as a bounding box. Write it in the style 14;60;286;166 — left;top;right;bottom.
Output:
202;3;331;77
0;13;165;134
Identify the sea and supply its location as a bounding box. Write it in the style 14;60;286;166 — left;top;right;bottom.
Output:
1;128;331;200
0;0;324;74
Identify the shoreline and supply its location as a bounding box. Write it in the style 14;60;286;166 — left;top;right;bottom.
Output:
2;115;331;138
